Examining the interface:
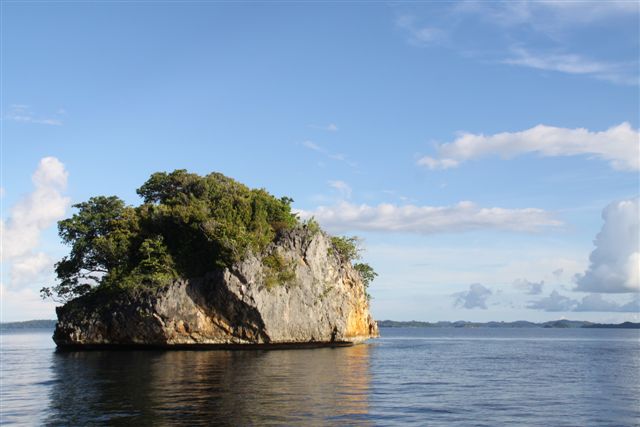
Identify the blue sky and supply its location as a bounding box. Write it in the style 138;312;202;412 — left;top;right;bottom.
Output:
1;1;639;322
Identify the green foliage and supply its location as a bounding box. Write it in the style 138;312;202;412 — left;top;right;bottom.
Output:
329;236;361;262
40;196;139;303
328;236;377;301
302;217;321;236
262;252;296;290
41;169;378;304
42;170;299;302
354;262;378;300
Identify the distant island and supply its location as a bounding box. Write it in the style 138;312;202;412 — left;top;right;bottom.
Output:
378;320;640;329
0;319;57;330
3;319;639;331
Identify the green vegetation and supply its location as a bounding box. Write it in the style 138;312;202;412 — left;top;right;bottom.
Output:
41;170;297;302
40;169;377;303
353;263;378;298
262;252;297;290
302;217;321;236
329;236;361;263
328;235;376;300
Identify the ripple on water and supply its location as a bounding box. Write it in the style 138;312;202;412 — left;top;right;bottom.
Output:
0;328;639;426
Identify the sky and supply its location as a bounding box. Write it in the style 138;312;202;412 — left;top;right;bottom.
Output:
1;1;639;323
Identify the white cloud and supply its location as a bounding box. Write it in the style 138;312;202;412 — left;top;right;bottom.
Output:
396;15;446;46
310;123;338;132
527;290;576;312
453;283;492;309
297;201;561;234
328;180;352;199
418;122;639;171
4;104;63;126
573;294;615;312
575;198;640;293
363;241;586;296
302;140;322;152
503;48;637;86
0;284;57;321
1;157;69;261
457;1;639;29
533;1;639;23
399;1;638;85
1;157;69;288
619;294;640;313
528;291;639;313
417;157;459;170
10;253;53;287
301;140;357;168
513;279;544;295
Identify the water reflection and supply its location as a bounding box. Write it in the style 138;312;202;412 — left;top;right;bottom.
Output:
45;345;372;426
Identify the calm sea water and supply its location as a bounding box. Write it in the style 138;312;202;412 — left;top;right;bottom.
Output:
1;327;639;426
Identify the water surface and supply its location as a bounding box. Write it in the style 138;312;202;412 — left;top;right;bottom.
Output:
1;327;639;426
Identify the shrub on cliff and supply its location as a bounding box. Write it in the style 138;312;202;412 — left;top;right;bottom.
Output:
328;236;376;299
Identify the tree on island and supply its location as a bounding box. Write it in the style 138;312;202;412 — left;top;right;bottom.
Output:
41;170;376;302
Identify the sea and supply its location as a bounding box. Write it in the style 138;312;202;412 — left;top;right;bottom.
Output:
1;327;639;426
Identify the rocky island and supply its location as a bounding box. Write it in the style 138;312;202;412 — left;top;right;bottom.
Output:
44;170;378;348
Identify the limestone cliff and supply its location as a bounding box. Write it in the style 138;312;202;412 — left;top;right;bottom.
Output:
54;229;378;347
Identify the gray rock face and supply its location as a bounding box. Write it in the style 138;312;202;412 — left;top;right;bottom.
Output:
54;229;378;347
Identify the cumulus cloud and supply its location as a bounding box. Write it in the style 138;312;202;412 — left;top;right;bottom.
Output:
1;157;70;286
574;294;633;312
527;290;576;312
513;279;544;295
10;253;53;287
453;283;492;309
1;157;69;260
297;201;561;234
418;123;639;171
575;198;639;293
529;291;639;313
618;294;640;313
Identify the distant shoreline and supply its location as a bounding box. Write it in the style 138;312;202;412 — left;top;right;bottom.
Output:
2;319;639;331
0;320;57;330
377;320;640;329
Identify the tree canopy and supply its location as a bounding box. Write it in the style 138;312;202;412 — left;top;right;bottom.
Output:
41;170;376;303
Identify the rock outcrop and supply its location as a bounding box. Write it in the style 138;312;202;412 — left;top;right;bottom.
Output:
54;229;378;347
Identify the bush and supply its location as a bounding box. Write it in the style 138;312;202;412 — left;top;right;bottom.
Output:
302;217;321;236
328;236;377;300
262;252;296;290
354;262;377;300
329;236;361;262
